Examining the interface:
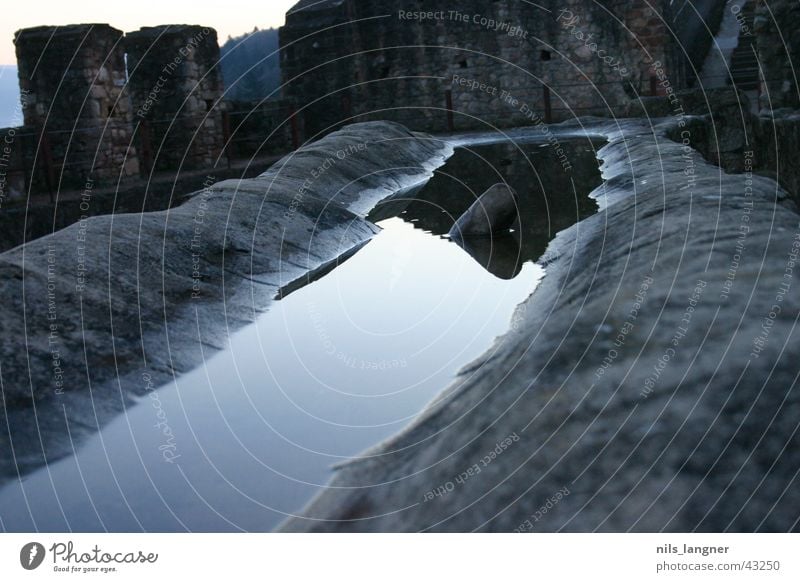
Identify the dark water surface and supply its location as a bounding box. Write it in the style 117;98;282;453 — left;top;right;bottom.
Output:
0;136;602;532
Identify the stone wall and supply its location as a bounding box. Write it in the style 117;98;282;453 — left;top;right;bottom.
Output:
14;24;139;188
0;158;276;253
668;0;727;88
0;125;40;205
630;86;800;207
224;99;296;157
755;0;800;110
125;25;227;172
279;0;725;138
8;23;300;250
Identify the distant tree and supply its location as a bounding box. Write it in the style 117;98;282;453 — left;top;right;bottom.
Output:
219;28;281;102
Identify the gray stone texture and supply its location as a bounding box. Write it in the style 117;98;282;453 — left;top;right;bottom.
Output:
0;121;451;485
125;25;226;172
279;0;718;137
629;86;800;207
448;183;519;239
755;0;800;110
282;117;800;532
14;24;139;188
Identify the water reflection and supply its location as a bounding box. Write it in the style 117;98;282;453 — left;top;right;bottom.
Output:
0;138;603;532
0;218;542;532
374;136;603;276
452;232;525;280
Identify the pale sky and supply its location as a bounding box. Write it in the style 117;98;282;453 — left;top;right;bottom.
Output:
1;0;299;64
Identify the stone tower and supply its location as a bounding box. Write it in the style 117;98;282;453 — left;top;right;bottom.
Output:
14;24;139;188
125;25;226;172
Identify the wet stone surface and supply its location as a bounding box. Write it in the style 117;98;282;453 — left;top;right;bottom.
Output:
373;136;603;278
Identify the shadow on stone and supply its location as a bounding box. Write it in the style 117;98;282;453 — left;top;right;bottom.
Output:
448;183;519;240
450;231;524;280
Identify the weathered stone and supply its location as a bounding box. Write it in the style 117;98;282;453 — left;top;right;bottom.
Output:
756;0;800;110
14;24;139;187
282;118;800;532
125;25;226;172
0;121;452;485
625;86;750;118
448;183;519;239
450;232;523;280
634;86;800;206
280;0;710;137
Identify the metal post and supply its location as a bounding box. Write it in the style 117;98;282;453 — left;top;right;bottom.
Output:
445;89;455;132
139;121;153;175
289;106;300;150
20;130;32;199
543;85;552;124
38;128;55;203
221;111;233;167
341;93;353;123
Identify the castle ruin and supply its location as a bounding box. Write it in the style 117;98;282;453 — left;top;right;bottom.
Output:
3;0;799;233
125;25;226;172
278;0;725;137
14;24;139;189
7;22;232;195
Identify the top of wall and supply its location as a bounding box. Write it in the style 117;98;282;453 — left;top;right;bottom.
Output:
14;24;123;43
287;0;346;14
126;24;213;39
284;0;348;29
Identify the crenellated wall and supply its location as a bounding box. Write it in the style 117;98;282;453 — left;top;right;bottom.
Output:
6;22;298;249
14;24;139;188
5;3;738;212
125;25;227;172
10;23;297;192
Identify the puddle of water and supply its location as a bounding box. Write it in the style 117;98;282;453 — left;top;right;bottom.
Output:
373;137;603;273
0;138;602;532
0;218;542;532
